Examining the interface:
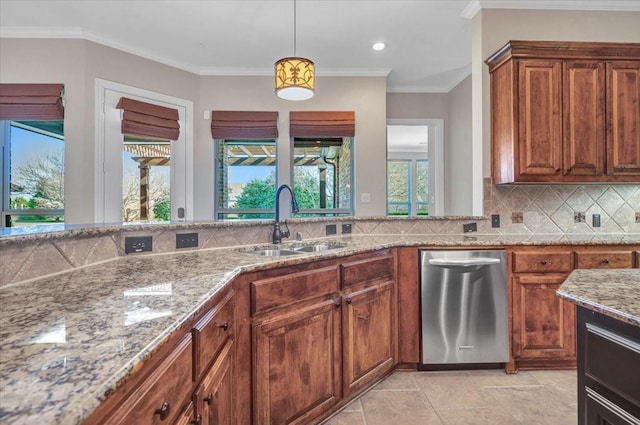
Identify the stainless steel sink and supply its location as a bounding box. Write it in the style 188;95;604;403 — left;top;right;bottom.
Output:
240;242;346;257
292;244;339;253
250;249;300;256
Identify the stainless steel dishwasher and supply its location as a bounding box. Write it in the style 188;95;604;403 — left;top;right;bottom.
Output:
419;249;508;368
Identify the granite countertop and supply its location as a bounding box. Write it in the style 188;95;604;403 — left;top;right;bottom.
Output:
1;233;640;424
557;269;640;327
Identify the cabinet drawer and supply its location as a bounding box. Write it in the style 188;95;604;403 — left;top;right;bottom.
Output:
512;251;572;273
584;322;640;408
105;334;193;425
341;253;394;288
251;265;339;315
192;289;235;379
575;251;633;269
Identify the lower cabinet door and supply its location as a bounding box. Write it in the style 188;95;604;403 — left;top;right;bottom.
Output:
512;274;576;362
585;387;640;425
253;299;341;425
342;280;395;397
195;338;235;425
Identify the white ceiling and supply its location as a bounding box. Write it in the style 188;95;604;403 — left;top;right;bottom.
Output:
1;0;638;93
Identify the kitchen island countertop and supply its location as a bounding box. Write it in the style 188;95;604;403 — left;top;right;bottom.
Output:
557;269;640;327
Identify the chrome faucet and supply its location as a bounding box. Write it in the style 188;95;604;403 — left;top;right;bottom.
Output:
272;184;299;244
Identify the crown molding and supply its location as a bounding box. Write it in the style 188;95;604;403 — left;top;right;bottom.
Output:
461;0;640;19
196;67;392;77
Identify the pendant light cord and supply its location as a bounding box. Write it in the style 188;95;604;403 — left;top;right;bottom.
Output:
293;0;297;56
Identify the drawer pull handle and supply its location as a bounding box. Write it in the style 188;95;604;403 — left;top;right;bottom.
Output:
204;392;213;405
154;402;170;420
346;299;352;305
191;414;202;425
602;258;610;264
219;322;229;331
541;260;548;265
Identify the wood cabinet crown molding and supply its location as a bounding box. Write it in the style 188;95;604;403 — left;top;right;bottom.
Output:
486;40;640;71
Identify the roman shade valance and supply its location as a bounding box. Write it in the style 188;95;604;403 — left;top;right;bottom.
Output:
211;111;279;139
116;97;180;141
0;83;64;120
289;111;355;138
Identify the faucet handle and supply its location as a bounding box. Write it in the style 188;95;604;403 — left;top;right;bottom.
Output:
281;219;291;239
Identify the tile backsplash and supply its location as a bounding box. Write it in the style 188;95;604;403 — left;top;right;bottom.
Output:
483;178;640;234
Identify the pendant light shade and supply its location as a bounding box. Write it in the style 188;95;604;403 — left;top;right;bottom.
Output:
275;0;315;100
275;57;315;100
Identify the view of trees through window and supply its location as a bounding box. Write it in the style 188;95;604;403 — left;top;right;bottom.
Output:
216;138;352;220
4;122;64;226
387;159;429;216
122;140;171;222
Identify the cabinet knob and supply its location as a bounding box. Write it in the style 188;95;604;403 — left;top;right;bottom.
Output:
154;402;170;420
334;301;341;308
541;260;548;265
191;414;202;425
204;392;213;405
603;258;610;264
219;322;229;331
346;299;352;305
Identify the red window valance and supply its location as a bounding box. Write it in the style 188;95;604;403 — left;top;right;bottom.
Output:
211;111;278;139
0;83;64;120
116;97;180;141
289;111;355;138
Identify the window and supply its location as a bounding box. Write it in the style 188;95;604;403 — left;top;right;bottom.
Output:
1;120;64;227
215;139;277;220
386;122;442;216
293;137;353;216
122;138;171;222
387;158;429;216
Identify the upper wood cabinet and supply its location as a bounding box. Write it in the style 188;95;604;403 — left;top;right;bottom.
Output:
486;40;640;183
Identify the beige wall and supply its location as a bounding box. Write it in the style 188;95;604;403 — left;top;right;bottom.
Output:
447;75;472;215
386;79;474;216
475;9;640;178
196;75;387;219
0;38;387;222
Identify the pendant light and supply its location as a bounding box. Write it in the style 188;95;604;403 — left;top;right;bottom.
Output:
275;0;315;101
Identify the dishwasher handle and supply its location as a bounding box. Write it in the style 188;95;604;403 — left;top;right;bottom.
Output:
428;258;501;267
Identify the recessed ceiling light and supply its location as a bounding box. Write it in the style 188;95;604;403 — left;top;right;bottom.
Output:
372;42;386;51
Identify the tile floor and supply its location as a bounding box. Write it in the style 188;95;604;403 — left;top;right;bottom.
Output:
322;369;577;425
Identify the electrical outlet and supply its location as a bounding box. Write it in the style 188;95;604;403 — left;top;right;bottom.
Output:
491;214;500;228
326;224;337;235
176;232;198;249
512;212;523;224
463;222;477;233
341;223;352;234
592;214;601;228
125;236;152;254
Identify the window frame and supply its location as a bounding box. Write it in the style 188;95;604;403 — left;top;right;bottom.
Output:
214;138;278;220
1;120;65;227
386;119;444;216
291;136;354;217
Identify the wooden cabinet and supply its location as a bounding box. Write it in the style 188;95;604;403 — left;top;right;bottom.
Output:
486;40;640;183
510;249;576;372
86;287;237;425
512;273;576;367
249;249;397;424
577;307;640;424
194;338;235;425
607;61;640;176
100;333;194;425
509;245;639;372
253;298;342;425
342;282;394;396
